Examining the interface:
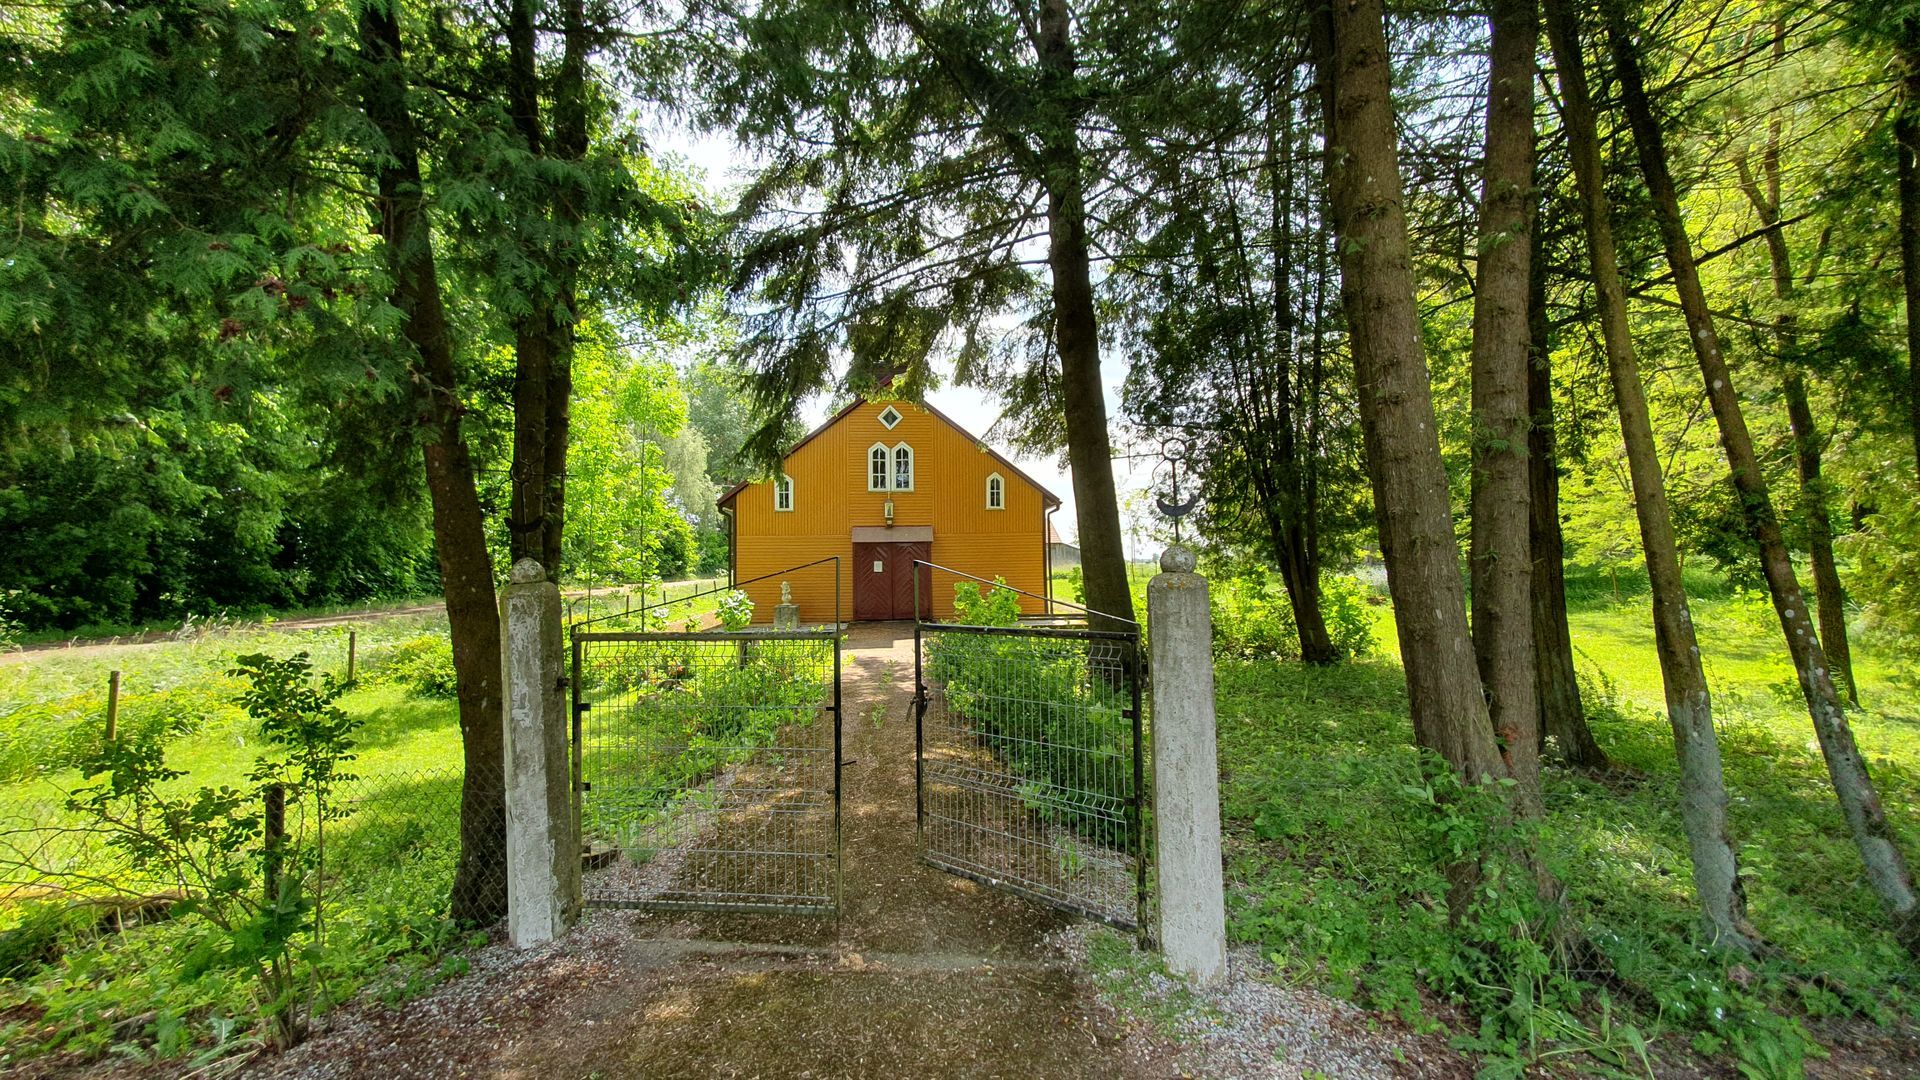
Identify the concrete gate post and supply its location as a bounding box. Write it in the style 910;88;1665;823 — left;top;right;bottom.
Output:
1148;544;1227;984
500;558;580;948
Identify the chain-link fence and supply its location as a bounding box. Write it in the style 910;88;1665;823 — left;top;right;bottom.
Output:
0;761;505;932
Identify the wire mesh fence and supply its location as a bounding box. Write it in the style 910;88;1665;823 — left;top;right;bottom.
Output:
0;762;503;930
573;630;840;915
916;622;1145;931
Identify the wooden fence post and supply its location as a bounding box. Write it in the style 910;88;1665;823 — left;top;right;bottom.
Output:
105;670;121;744
346;630;357;684
263;782;286;904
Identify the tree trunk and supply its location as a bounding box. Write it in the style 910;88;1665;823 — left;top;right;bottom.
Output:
543;0;587;577
1468;0;1543;809
359;0;508;926
1544;0;1753;951
1038;0;1134;633
504;0;583;581
1900;20;1920;484
1605;0;1920;955
1263;91;1336;662
1310;0;1505;786
1783;372;1855;704
1267;88;1328;661
506;0;554;574
1526;228;1608;770
1731;91;1858;706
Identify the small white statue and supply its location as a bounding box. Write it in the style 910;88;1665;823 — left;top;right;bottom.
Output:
780;580;793;605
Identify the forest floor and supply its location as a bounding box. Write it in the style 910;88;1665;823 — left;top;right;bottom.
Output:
223;623;1462;1080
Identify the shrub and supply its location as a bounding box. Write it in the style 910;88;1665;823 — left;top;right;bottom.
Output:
576;642;830;845
62;652;360;1051
363;634;458;698
715;589;754;631
1319;573;1376;658
952;578;1022;626
925;621;1134;848
1210;569;1374;661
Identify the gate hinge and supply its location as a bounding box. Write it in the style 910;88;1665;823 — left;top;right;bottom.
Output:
575;701;592;713
578;781;593;792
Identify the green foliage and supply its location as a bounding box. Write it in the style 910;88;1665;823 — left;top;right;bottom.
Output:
925;617;1135;848
0;680;218;782
715;590;754;631
1404;762;1594;1067
1060;565;1086;605
1208;568;1375;661
63;651;360;1050
363;634;460;700
1216;623;1913;1077
554;329;706;587
1843;475;1920;663
575;644;828;845
0;902;95;981
951;579;1023;627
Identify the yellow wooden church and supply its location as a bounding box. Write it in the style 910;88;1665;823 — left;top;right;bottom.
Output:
717;399;1059;622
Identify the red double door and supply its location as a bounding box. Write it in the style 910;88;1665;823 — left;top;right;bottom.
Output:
852;541;932;621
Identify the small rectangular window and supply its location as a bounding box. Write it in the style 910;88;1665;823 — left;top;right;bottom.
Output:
869;446;890;490
775;474;793;511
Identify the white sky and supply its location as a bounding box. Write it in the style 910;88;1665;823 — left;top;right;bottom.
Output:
647;120;1159;553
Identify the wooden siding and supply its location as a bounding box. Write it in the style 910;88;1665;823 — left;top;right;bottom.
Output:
726;400;1051;622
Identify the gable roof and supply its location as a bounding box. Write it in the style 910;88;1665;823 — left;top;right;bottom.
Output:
716;398;1062;510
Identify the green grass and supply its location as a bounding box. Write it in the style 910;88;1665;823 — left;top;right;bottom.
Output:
0;612;475;1065
1223;580;1920;1073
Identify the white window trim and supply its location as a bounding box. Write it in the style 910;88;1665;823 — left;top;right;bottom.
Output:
867;443;892;491
774;473;794;511
878;405;903;430
891;442;915;492
986;472;1005;510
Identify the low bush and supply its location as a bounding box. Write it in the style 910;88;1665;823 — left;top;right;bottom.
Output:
715;589;753;631
1209;569;1375;661
361;633;458;698
1216;652;1916;1077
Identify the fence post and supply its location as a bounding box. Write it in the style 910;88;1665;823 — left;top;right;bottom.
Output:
263;782;286;904
500;558;580;947
1147;543;1227;984
346;630;357;684
105;670;121;744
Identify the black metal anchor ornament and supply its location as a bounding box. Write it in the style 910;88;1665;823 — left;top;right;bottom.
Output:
1153;434;1201;544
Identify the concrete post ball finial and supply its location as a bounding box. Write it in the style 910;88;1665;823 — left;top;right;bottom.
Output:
509;558;546;584
1160;544;1197;574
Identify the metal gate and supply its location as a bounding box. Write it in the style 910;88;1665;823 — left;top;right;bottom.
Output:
571;571;841;916
912;563;1146;930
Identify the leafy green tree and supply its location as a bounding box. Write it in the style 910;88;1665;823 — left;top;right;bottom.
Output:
1112;51;1370;663
1603;0;1920;955
686;0;1157;629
